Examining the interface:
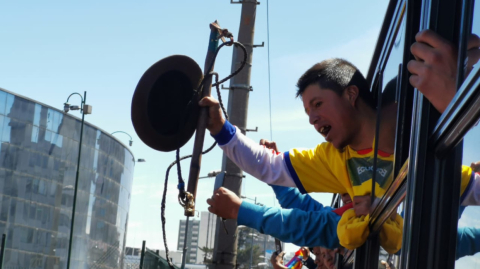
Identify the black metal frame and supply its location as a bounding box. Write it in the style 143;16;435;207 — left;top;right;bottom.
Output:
338;0;480;268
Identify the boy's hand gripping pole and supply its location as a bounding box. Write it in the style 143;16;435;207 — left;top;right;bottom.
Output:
184;21;223;217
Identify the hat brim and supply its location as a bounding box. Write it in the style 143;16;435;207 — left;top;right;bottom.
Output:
131;55;203;152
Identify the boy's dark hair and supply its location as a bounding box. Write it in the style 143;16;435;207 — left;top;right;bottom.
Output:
296;58;375;109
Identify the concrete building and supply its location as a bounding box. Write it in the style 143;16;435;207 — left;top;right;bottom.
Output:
196;211;217;264
177;218;201;264
0;87;135;268
249;233;278;266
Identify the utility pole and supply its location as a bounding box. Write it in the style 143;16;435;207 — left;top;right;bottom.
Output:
211;1;258;269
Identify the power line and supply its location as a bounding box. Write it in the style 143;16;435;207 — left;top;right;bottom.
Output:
266;0;275;208
267;0;273;142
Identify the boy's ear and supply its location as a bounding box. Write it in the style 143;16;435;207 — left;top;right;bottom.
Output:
344;85;360;106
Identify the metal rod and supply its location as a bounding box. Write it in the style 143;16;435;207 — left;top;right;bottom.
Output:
66;91;86;269
181;216;190;269
0;234;6;269
140;240;146;269
249;228;254;269
263;234;266;265
205;213;211;263
185;22;220;217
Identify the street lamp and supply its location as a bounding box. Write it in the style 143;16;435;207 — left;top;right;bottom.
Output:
111;131;134;146
63;91;91;269
137;158;146;162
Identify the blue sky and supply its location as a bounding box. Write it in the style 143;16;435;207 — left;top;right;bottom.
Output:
15;0;480;260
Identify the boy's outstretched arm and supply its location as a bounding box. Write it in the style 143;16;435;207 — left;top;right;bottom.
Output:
207;187;341;248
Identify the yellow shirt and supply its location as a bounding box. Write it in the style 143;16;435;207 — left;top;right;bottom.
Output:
286;142;473;198
286;142;393;198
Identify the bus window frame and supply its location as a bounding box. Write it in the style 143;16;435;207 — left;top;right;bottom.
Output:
338;0;480;268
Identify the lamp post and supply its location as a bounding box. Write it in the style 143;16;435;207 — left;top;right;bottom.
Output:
63;91;92;269
111;131;134;146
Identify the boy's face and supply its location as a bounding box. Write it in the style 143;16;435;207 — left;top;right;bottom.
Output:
302;84;358;149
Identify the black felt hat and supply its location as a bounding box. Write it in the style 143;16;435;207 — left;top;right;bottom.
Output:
131;55;203;152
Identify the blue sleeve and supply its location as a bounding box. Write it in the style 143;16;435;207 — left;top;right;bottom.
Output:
211;120;236;145
237;201;341;249
456;227;480;260
271;185;331;212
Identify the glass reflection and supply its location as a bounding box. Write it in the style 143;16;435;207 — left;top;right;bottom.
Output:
456;116;480;265
465;1;480;78
368;8;406;261
378;204;403;269
372;15;405;200
456;1;480;267
0;90;134;269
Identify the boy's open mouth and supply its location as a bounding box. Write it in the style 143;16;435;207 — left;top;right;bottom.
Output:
319;125;331;137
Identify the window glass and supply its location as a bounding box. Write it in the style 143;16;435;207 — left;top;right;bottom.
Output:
51;110;63;133
2;116;11;143
456;125;480;267
369;6;407;262
33;103;41;126
5;94;14;116
455;2;480;266
46;109;54;131
0;91;7;115
0;93;134;267
373;12;405;201
0;115;4;143
468;0;480;72
31;125;39;143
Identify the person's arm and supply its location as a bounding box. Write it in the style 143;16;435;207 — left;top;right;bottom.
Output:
199;96;296;187
200;97;345;194
408;30;480;113
271;185;328;212
212;120;297;187
237;201;341;249
207;187;345;248
456;227;480;260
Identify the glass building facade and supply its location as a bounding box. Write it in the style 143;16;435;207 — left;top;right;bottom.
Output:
0;88;135;269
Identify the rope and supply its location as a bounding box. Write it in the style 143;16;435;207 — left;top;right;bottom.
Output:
161;40;247;269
